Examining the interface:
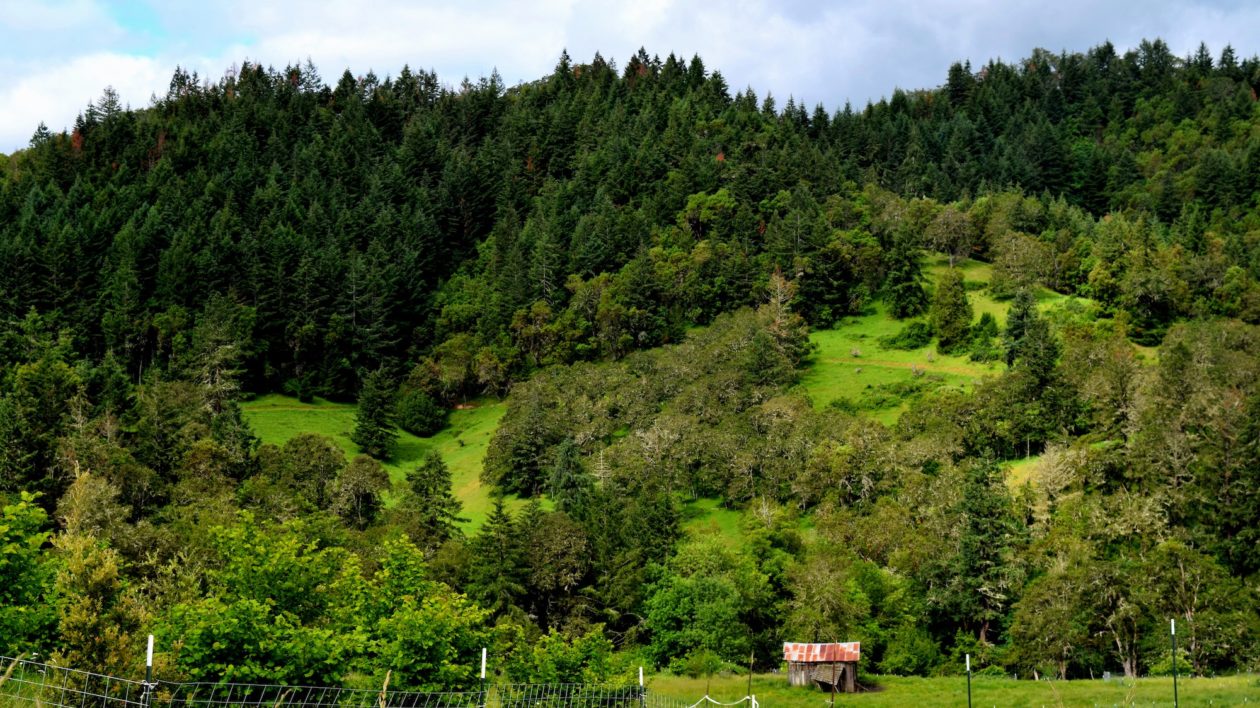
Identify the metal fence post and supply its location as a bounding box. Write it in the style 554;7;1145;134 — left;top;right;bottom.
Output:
142;634;155;708
1171;619;1179;708
479;647;487;708
965;654;972;708
638;666;646;708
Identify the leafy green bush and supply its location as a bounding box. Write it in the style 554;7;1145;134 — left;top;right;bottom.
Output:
501;626;622;684
879;321;934;350
671;649;725;678
880;625;942;676
396;389;448;437
1145;647;1191;677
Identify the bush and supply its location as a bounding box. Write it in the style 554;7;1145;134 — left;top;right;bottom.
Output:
879;321;934;350
881;625;942;676
396;389;448;437
827;397;859;414
1146;647;1191;677
671;649;725;678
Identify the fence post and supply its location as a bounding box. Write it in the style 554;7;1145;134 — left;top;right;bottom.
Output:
1171;619;1179;708
965;654;972;708
638;666;645;708
480;647;487;708
142;634;155;708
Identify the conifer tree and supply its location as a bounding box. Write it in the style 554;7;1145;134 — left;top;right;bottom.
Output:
929;268;973;352
547;439;592;513
352;369;397;460
948;458;1025;643
1002;289;1038;367
883;235;928;318
405;450;464;547
467;500;526;616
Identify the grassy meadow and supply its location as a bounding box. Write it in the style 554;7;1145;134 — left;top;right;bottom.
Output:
798;257;1015;424
241;394;512;529
647;672;1260;707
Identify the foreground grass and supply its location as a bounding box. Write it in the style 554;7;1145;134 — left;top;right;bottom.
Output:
241;394;511;529
647;672;1260;707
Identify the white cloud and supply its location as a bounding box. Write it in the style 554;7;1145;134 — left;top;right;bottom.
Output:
4;0;1260;153
0;53;170;149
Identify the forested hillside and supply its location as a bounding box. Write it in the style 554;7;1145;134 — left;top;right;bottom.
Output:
1;39;1259;687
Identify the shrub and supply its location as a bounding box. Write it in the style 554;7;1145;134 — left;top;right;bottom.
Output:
881;625;942;676
396;389;448;437
879;321;934;350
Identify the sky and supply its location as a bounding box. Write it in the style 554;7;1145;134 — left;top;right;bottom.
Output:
2;0;1260;153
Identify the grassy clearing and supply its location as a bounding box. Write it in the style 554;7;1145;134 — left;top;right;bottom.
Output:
1003;455;1043;491
681;498;745;545
646;672;1260;707
799;258;1001;423
800;257;1104;425
241;394;512;530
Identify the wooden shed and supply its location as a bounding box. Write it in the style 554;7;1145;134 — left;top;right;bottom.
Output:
783;642;860;693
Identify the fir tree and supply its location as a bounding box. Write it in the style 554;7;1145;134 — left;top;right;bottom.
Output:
547;439;592;514
405;450;464;547
351;369;397;460
467;500;526;616
948;458;1025;643
929;267;972;353
1002;289;1038;367
883;235;928;318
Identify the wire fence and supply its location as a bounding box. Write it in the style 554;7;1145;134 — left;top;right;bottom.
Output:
0;655;149;708
0;656;691;708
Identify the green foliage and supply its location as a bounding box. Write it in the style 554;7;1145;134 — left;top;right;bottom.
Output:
165;596;353;685
0;492;57;651
546;439;591;513
946;459;1026;643
371;591;491;692
878;321;933;350
330;455;391;529
466;500;526;616
883;236;928;318
644;536;771;668
53;532;149;676
929;268;973;353
352;370;397;460
395;389;448;437
501;627;620;684
881;626;944;676
401;451;464;548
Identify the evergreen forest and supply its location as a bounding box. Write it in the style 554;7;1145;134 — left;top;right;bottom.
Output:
2;39;1260;689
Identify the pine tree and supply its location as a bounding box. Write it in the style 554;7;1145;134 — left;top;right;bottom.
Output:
1002;289;1038;367
948;458;1025;643
352;369;397;460
467;500;526;616
405;450;464;547
929;268;972;352
883;235;928;318
547;439;592;513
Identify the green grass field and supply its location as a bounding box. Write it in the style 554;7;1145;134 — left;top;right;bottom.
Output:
682;498;745;544
241;394;510;529
799;257;1098;425
647;672;1259;707
799;258;1002;424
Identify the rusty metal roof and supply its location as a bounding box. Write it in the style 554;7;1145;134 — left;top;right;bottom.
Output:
783;642;861;662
